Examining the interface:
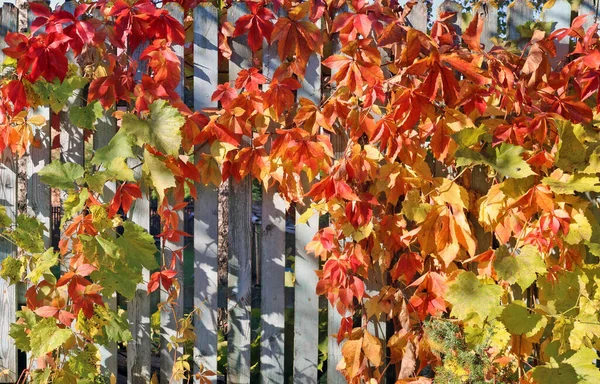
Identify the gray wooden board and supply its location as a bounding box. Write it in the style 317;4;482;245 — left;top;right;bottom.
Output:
542;0;572;66
160;4;186;384
0;5;20;381
227;3;254;383
259;14;287;383
127;37;153;384
406;0;428;33
507;0;534;43
293;36;322;384
478;1;498;51
193;4;220;382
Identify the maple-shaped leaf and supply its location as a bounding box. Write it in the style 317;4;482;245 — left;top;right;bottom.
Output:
462;12;483;50
500;301;547;337
140;39;181;92
234;67;266;92
142;149;176;203
39;161;84;190
271;2;323;74
446;271;503;321
29;318;73;358
408;272;448;319
233;1;274;52
121;100;184;156
114;221;160;272
493;245;546;290
148;269;178;293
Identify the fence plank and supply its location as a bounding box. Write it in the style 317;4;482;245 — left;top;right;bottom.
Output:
0;5;19;382
477;1;498;50
127;42;153;384
227;3;253;382
542;0;572;64
192;4;220;382
160;4;186;384
259;16;286;384
579;0;598;30
507;0;534;42
327;304;344;383
406;0;428;32
94;111;118;378
293;42;322;383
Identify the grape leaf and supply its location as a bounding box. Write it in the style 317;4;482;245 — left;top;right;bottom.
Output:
27;249;59;284
542;174;600;194
142;149;176;202
494;245;547;290
69;102;104;130
39;161;84;190
91;130;136;166
500;301;547;337
446;271;503;321
30;318;73;357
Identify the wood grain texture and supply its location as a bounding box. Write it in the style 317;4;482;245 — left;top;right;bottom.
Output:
258;17;286;384
327;303;344;384
477;1;498;51
542;0;573;66
507;0;534;43
126;156;152;384
579;0;598;30
293;31;322;384
160;4;185;384
226;3;254;383
193;4;220;381
0;5;20;381
127;39;153;384
94;110;118;379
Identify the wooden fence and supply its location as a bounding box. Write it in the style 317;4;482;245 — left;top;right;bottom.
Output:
0;0;597;383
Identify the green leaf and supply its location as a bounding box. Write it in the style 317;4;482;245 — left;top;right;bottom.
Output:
9;322;31;352
452;125;487;147
490;144;536;179
31;76;89;113
69;102;104;130
121;100;184;156
11;215;46;253
446;271;504;321
556;121;589;172
542;174;600;194
114;221;159;271
91;130;136;166
143;149;176;202
538;269;586;315
39;161;84;190
29;318;73;358
66;344;100;380
562;347;600;383
401;190;431;223
27;249;59;284
29;369;51;384
0;206;12;227
565;210;593;245
531;363;578;384
0;256;25;284
494;245;547;290
500;301;547;337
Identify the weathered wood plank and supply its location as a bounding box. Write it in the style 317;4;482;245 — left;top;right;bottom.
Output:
507;0;534;43
160;4;185;384
0;5;20;381
258;15;286;383
192;4;220;382
94;110;118;378
293;40;322;384
227;3;253;382
127;39;152;384
579;0;598;31
477;1;498;50
406;0;428;32
327;304;345;383
542;0;572;65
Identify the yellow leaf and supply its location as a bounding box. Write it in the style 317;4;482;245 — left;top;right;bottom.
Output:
362;329;383;367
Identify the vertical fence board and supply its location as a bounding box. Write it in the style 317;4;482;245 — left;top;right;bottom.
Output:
160;4;185;384
193;4;220;381
478;1;498;50
507;0;534;42
293;43;322;384
259;18;286;384
580;0;598;30
0;5;19;381
542;0;572;65
94;112;118;378
227;3;253;382
406;0;428;32
127;41;152;384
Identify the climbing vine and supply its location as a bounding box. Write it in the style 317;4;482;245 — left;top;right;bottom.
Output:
1;0;600;383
